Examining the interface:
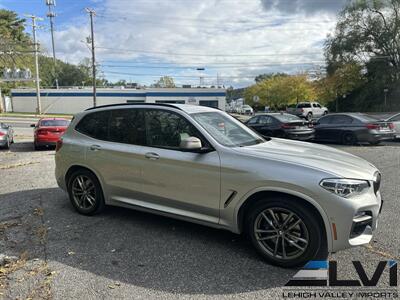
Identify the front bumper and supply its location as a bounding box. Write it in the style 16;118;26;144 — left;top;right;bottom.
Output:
326;182;382;253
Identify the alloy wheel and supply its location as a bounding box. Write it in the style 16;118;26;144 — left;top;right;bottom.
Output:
253;207;309;260
71;175;97;209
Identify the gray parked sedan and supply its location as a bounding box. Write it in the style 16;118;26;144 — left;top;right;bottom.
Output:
55;104;382;267
0;122;14;149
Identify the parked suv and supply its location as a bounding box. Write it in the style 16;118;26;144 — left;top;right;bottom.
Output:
287;101;328;120
55;104;382;267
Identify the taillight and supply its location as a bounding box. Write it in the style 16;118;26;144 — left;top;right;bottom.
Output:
281;123;295;129
0;132;5;136
389;123;394;129
37;129;48;135
300;108;304;112
366;123;379;130
55;139;63;152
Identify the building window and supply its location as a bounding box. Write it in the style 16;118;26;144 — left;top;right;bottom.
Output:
155;100;186;104
199;100;218;108
126;100;145;103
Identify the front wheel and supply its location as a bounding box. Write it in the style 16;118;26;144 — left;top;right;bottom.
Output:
246;198;325;268
67;169;105;215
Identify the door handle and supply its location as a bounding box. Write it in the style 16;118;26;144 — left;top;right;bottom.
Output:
89;144;101;151
145;152;160;160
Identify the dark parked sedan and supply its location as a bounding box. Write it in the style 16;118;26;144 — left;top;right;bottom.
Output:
245;113;315;141
314;113;395;145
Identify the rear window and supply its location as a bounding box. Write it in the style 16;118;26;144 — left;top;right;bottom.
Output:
274;114;302;122
40;120;70;127
297;103;311;108
355;114;379;122
75;111;110;140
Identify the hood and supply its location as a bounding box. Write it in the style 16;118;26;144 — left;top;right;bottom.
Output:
233;138;378;180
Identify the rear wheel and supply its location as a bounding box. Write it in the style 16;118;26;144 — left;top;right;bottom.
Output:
245;197;325;268
342;132;357;145
67;169;105;215
306;112;313;121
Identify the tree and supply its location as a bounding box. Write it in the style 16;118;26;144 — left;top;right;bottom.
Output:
152;76;175;88
324;0;400;111
244;74;316;110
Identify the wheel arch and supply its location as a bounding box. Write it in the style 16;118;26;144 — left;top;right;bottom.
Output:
235;188;332;251
65;164;106;199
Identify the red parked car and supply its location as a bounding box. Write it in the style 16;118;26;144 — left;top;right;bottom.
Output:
31;118;70;150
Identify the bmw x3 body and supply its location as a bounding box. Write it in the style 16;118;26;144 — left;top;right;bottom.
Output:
55;104;383;267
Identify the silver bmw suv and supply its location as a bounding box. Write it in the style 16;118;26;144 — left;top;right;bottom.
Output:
55;104;382;267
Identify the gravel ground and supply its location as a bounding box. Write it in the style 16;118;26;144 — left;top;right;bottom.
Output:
0;127;399;300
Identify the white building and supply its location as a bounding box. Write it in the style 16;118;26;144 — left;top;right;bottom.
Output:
10;87;226;114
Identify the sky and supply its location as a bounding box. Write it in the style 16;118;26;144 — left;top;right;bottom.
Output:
0;0;348;88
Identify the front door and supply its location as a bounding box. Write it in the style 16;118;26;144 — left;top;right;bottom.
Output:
140;109;221;224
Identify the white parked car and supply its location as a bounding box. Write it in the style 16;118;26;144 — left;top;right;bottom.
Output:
286;102;328;120
241;105;254;115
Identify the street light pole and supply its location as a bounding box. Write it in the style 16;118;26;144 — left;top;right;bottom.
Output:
86;8;97;107
384;88;389;110
46;0;59;89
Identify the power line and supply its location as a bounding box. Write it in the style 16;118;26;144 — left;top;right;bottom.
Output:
101;61;325;69
96;46;323;57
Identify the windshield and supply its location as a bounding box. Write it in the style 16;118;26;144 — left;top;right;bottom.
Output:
40;120;70;127
191;111;265;147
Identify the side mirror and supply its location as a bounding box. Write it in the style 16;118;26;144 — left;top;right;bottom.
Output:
30;124;36;128
180;136;202;151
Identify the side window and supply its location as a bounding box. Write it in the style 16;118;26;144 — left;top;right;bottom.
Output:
259;116;273;125
247;116;259;125
316;103;322;108
108;109;146;145
312;103;318;108
145;109;204;150
75;111;110;140
331;115;353;124
318;116;332;125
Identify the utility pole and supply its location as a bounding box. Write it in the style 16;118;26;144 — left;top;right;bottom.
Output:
26;15;42;114
86;8;96;107
46;0;58;89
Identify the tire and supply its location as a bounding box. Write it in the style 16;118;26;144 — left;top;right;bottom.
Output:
306;112;313;121
323;111;328;116
245;197;324;268
342;132;357;145
67;169;105;215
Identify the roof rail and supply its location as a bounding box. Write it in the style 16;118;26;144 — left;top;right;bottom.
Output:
85;102;183;111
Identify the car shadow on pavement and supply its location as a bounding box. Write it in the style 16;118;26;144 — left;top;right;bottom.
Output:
0;187;296;295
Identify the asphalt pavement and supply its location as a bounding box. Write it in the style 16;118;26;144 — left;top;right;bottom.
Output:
0;127;399;299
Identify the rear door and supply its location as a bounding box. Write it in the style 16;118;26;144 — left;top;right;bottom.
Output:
139;108;221;224
77;109;147;200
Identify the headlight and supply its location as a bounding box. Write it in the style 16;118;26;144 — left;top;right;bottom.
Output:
320;178;370;198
